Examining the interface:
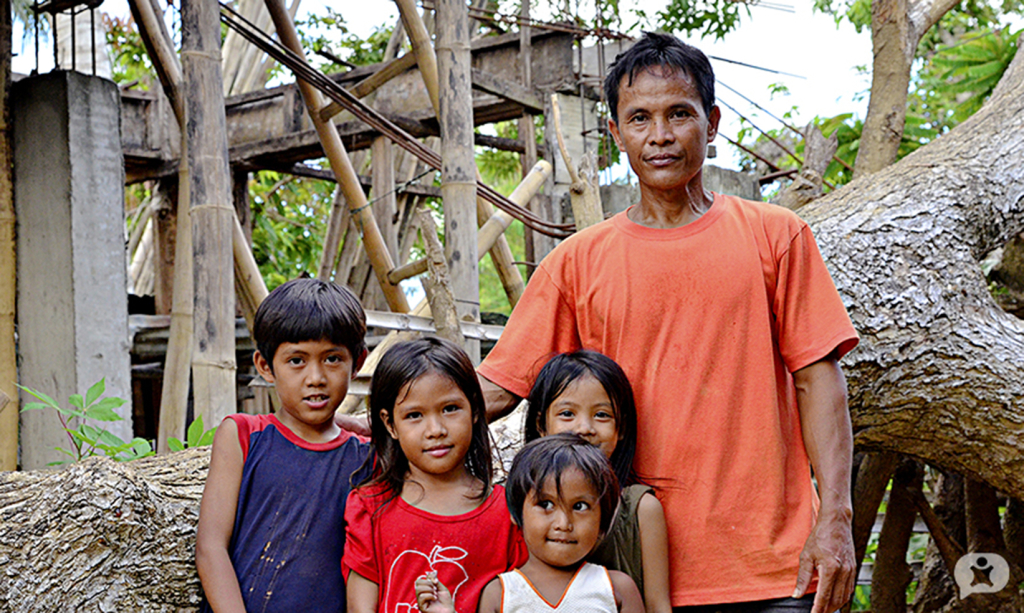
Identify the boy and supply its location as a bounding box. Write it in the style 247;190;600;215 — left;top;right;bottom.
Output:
478;33;858;613
196;278;370;612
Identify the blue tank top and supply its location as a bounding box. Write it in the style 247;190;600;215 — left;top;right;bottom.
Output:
200;413;372;613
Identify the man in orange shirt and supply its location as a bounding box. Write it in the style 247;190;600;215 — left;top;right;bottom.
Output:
478;33;858;613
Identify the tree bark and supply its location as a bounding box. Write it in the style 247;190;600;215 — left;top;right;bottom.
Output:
854;0;960;177
913;470;965;613
799;43;1024;499
0;450;210;610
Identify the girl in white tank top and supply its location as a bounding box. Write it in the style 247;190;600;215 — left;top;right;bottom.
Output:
414;434;645;613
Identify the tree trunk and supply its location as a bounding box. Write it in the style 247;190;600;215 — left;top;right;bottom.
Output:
870;458;922;613
0;450;210;610
854;0;960;177
800;43;1024;500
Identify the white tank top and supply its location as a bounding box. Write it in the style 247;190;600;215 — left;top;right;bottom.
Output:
499;562;617;613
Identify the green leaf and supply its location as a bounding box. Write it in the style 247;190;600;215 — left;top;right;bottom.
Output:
187;416;205;448
85;378;106;406
97;429;127;447
168;438;185;452
91;396;126;411
85;404;123;422
16;385;60;410
197;429;217;447
20;402;50;412
69;394;84;409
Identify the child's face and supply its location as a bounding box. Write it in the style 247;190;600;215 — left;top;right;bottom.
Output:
254;339;355;441
521;467;603;570
384;371;475;481
543;375;620;459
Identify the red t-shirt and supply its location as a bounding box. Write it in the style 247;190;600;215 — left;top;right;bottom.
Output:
478;194;859;606
343;483;529;613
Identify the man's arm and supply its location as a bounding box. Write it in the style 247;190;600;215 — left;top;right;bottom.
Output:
792;352;856;613
479;373;522;423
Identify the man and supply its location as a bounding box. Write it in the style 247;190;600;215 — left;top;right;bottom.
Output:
478;33;858;613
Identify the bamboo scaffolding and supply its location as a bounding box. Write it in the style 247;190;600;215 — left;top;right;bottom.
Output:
264;0;410;313
318;53;418;122
394;0;526;307
415;209;464;347
317;186;348;280
388;160;551;283
183;0;238;426
551;94;603;230
0;11;16;469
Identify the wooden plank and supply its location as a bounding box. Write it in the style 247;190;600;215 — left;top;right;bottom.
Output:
470;68;543;114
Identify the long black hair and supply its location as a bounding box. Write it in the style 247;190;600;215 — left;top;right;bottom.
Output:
361;337;493;501
525;350;638;487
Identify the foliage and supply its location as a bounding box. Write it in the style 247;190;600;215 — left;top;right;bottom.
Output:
19;379;154;464
167;415;217;452
656;0;752;40
297;9;395;71
250;169;337;290
103;14;156;88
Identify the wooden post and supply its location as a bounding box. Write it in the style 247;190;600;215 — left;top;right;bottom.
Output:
371;137;399;261
152;181;177;315
518;0;538;276
264;0;409;314
0;1;16;470
416;209;464;347
317;186;348;281
552;95;603;230
182;0;238;426
437;0;480;360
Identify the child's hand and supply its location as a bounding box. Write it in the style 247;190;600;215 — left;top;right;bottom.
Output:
415;571;455;613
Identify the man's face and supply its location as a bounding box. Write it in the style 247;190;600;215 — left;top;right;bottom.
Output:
608;67;720;196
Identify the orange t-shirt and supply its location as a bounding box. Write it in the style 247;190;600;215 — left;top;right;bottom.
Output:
478;193;858;606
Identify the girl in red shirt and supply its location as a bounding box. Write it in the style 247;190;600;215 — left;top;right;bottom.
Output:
343;337;528;613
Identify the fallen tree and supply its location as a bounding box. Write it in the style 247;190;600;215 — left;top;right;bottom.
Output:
801;40;1024;498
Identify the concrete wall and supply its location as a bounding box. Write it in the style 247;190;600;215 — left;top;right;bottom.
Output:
13;71;132;469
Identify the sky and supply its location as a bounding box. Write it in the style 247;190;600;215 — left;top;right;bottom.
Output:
12;0;873;171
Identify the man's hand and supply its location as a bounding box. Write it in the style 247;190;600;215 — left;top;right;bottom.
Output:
793;510;855;613
334;411;371;437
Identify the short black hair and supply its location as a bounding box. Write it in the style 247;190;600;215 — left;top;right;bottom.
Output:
364;337;493;501
605;31;715;123
525;350;638;487
506;433;621;536
253;278;366;369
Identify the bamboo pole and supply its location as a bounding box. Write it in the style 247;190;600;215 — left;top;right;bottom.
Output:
552;94;603;230
157;137;193;454
388;160;551;283
416;209;464;347
437;0;480;360
318;52;418;122
317;186;348;280
394;0;525;308
0;3;17;470
371;136;399;259
182;0;238;426
233;215;268;331
265;0;410;313
128;0;183;122
519;0;538;275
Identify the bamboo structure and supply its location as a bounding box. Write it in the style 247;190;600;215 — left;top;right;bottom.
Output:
317;186;348;280
264;0;409;314
416;209;465;347
388;160;552;283
552;95;603;230
0;4;16;470
182;0;238;425
394;0;526;308
519;0;538;272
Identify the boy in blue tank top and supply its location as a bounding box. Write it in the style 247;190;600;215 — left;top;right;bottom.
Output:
196;278;372;612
